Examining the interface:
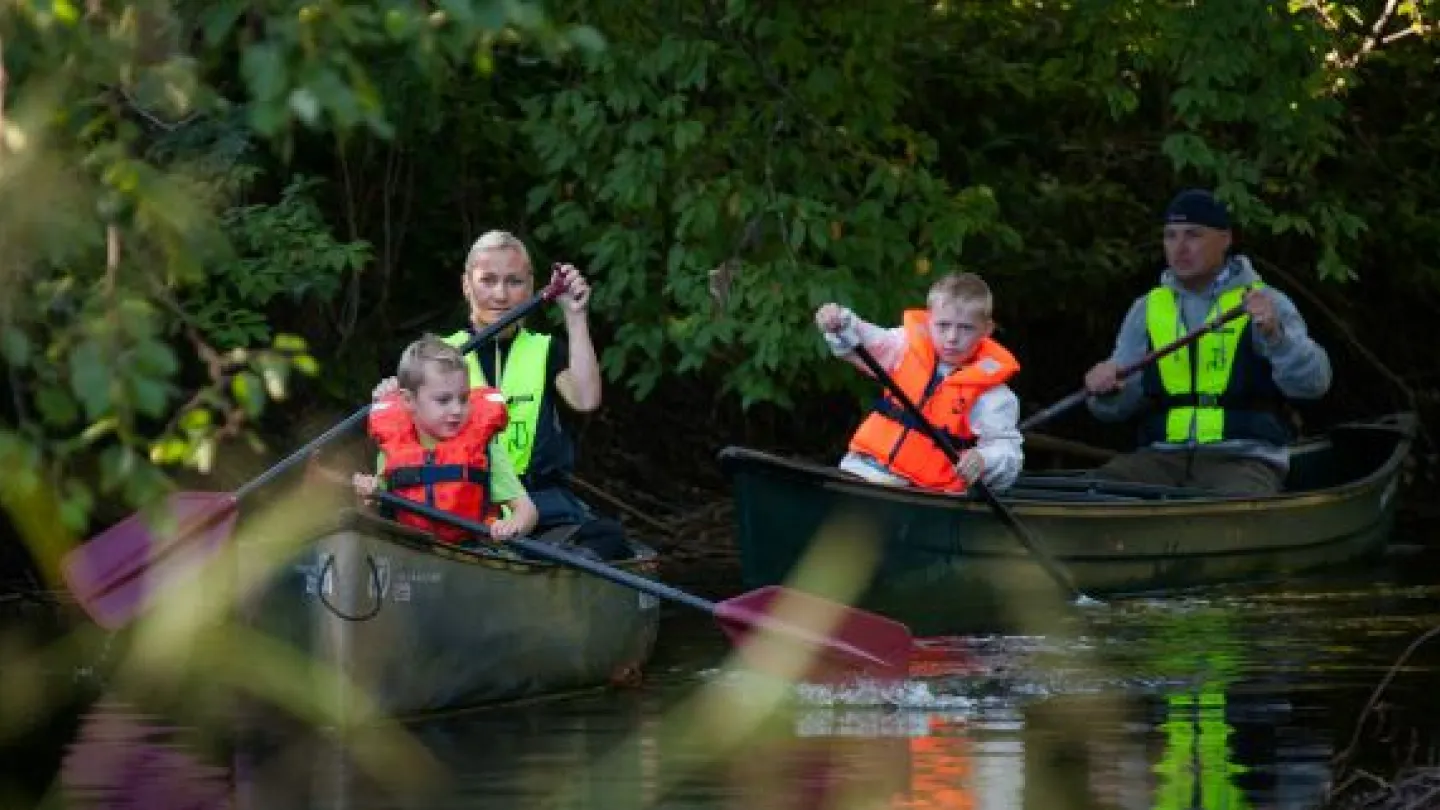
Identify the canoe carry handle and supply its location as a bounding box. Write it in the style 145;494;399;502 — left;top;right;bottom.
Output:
316;554;385;623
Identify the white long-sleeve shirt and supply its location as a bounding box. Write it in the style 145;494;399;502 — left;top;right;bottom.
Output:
828;312;1025;492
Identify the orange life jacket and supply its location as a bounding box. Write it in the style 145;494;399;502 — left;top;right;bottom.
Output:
367;388;510;543
847;310;1020;493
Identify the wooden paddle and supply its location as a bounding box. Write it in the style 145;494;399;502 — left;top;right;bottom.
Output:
848;345;1102;607
1018;303;1248;432
61;274;571;630
372;491;913;683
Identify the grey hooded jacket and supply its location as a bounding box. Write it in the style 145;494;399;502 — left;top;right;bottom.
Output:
1086;255;1331;470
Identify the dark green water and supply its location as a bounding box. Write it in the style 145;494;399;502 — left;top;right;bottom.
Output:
30;550;1440;810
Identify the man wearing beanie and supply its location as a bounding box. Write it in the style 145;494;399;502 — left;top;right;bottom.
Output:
1080;189;1332;495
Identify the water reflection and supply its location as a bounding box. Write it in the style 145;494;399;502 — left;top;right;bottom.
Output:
60;702;230;810
39;580;1440;810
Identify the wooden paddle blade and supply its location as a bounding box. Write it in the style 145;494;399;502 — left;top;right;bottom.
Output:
714;586;912;683
61;492;239;629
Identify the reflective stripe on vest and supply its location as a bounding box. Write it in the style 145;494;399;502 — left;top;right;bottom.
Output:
1146;285;1253;444
445;328;550;476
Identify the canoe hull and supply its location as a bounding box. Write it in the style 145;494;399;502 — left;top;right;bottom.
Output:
248;512;661;718
722;414;1415;635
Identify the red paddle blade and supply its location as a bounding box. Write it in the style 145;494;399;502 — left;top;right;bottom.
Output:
714;586;912;683
61;492;239;629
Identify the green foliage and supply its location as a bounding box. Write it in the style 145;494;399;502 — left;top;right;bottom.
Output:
199;175;370;347
508;0;1439;408
523;3;1017;406
0;0;594;536
4;0;1439;533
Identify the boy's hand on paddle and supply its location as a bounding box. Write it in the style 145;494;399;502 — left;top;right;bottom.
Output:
815;303;851;333
352;474;379;501
1084;360;1122;395
954;450;985;485
372;377;399;400
489;517;525;542
815;304;860;354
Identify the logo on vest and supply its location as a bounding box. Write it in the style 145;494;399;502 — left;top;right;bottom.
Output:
978;358;1001;375
1207;346;1228;372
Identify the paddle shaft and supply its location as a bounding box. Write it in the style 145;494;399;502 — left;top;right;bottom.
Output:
1017;304;1248;433
79;276;568;601
370;493;715;614
848;344;1089;602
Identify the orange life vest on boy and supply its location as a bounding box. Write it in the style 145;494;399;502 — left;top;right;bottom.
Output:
847;310;1020;493
367;388;510;544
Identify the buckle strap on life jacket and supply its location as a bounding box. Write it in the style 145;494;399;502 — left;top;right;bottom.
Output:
870;396;977;452
386;464;489;489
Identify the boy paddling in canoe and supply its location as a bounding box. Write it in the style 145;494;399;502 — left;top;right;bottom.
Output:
354;336;539;544
815;273;1024;493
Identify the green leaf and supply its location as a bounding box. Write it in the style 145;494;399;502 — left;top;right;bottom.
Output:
68;341;112;421
202;0;246;46
79;417;117;445
273;333;309;353
180;407;213;433
232;372;265;418
242;44;288;103
36;386;79;428
132;339;178;378
150;437;189;465
788;217;807;250
567;25;606;54
293;355;320;376
130;376;169;419
673;120;704;151
2;328;30;366
59;480;94;532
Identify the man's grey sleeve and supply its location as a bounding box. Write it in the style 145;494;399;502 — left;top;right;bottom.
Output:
1085;296;1150;423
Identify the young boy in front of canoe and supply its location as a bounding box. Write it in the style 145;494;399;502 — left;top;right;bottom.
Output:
353;335;539;544
815;272;1024;493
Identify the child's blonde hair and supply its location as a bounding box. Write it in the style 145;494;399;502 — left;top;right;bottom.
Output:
927;272;993;319
396;335;468;391
464;230;532;274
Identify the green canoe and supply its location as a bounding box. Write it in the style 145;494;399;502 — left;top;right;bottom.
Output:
720;413;1416;635
246;510;661;719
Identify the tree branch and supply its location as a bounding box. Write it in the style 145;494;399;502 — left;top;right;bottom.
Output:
1346;0;1403;68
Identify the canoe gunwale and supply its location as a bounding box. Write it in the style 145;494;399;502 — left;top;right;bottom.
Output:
720;412;1417;519
308;508;659;576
